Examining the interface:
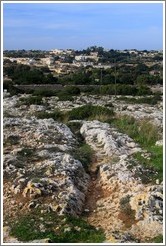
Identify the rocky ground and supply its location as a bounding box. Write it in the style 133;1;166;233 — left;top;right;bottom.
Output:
80;120;163;242
3;92;163;243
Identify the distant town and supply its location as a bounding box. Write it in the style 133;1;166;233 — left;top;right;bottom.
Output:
3;46;163;96
4;47;163;76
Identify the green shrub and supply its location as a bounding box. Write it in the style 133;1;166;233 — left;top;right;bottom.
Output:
56;86;80;101
35;110;63;121
33;89;57;97
137;85;152;96
120;195;131;213
145;234;163;243
152;234;163;243
17;147;34;157
63;86;80;95
73;144;94;171
19;96;43;105
68;105;114;121
80;86;99;94
6;135;20;145
119;195;136;227
57;93;74;101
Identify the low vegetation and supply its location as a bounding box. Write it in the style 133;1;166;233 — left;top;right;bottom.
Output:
145;234;163;243
133;146;163;182
35;110;63;122
35;105;115;123
72;144;94;172
112;115;163;183
119;195;136;228
67;121;84;142
67;121;94;172
68;104;114;121
19;96;43;105
10;210;105;243
116;94;162;105
112;115;160;148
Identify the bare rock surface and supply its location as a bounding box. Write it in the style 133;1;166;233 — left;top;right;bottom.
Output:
3;96;90;234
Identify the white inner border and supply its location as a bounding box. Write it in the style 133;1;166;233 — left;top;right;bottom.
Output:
1;1;165;245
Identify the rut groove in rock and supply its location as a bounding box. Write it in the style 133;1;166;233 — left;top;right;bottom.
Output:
80;120;163;243
3;94;163;243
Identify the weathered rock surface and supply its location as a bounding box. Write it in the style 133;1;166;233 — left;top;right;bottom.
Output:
3;93;163;243
4;94;162;129
80;120;163;242
3;96;90;233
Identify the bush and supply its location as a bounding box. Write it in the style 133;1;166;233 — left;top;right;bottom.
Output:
137;85;152;96
56;86;80;101
68;105;114;121
35;110;63;121
73;144;94;171
152;234;163;243
57;93;74;101
63;86;80;95
33;89;57;97
80;86;99;94
19;96;43;105
6;135;20;145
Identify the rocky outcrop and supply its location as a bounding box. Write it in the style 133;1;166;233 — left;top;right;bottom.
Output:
80;120;163;242
3;93;163;243
3;114;89;222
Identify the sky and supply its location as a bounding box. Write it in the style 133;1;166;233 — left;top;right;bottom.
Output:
3;2;163;51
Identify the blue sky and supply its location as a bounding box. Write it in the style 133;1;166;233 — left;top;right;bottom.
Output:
3;2;163;50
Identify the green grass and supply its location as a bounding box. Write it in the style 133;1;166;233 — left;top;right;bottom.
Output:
112;115;160;148
10;210;105;243
145;234;163;243
152;234;163;243
111;115;163;183
133;146;163;182
149;145;163;176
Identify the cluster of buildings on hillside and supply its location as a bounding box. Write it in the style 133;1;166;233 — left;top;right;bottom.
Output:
4;48;163;76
